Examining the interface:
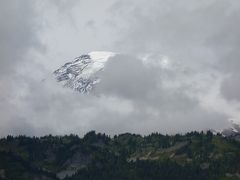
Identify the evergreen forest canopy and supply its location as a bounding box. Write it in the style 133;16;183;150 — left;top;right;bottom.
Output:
0;131;240;180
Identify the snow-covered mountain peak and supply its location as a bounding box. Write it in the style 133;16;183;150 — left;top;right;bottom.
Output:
53;51;115;93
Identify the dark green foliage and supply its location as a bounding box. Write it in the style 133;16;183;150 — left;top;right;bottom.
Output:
0;131;239;180
68;159;211;180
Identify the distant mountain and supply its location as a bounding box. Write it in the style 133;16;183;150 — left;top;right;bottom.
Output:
54;51;115;93
0;131;240;180
221;122;240;141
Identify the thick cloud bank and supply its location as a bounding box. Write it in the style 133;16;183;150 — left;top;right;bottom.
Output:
0;0;240;136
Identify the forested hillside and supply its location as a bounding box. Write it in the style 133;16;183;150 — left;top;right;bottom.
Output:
0;131;240;180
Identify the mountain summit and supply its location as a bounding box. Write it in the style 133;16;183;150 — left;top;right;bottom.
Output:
54;51;115;93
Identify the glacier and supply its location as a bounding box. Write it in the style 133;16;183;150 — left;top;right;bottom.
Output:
53;51;115;93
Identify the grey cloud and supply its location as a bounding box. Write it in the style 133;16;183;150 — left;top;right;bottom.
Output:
221;74;240;101
88;96;229;135
0;0;44;76
92;54;228;134
0;53;228;136
95;55;198;111
205;3;240;101
48;0;79;12
109;0;240;72
109;0;240;102
0;0;238;136
95;55;159;100
85;20;96;30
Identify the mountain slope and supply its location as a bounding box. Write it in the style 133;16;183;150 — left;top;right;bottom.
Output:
53;51;115;93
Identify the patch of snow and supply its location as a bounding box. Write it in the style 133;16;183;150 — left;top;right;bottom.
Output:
53;51;115;93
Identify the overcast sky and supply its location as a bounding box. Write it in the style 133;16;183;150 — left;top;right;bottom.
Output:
1;0;240;136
